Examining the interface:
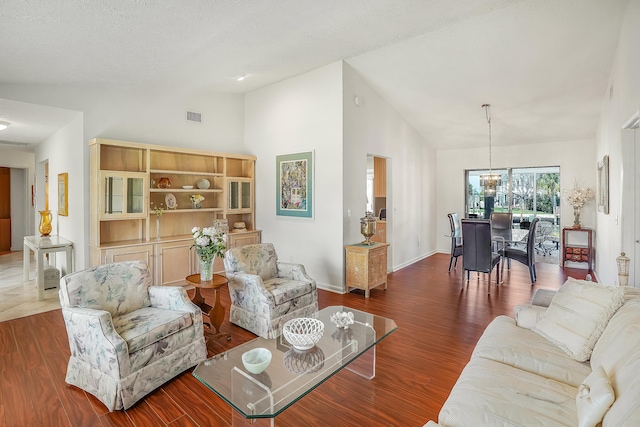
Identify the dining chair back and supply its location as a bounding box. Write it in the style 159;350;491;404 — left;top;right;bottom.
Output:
447;213;463;272
461;219;501;292
502;217;540;284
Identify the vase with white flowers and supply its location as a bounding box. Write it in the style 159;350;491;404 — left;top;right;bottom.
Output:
562;182;595;229
191;226;226;281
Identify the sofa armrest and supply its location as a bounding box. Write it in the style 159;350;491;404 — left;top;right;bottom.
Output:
276;262;316;287
227;271;274;304
61;306;130;378
513;304;547;329
149;286;204;335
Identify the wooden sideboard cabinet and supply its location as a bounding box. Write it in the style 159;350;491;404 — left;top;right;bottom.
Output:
345;242;390;298
89;138;259;285
562;227;593;272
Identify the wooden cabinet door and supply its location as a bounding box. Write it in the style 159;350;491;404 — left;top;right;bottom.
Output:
227;230;262;249
156;240;194;286
373;157;386;197
103;244;155;281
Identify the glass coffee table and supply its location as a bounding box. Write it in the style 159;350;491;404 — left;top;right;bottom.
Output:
193;305;397;426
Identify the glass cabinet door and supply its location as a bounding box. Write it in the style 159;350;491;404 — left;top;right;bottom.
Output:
104;176;124;214
127;177;145;214
228;179;252;211
101;172;147;218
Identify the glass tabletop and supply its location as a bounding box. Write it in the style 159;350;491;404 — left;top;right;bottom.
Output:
192;305;397;419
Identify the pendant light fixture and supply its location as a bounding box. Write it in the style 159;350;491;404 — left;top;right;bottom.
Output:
479;104;502;196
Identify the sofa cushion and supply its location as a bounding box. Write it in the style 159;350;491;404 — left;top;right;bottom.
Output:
532;278;625;362
514;304;547;329
590;299;640;426
113;307;193;353
473;316;591;387
438;357;577;427
576;365;615;427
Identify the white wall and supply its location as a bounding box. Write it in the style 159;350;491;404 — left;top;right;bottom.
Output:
595;0;640;285
244;62;344;291
436;140;596;254
34;114;84;274
343;63;436;271
0;84;245;269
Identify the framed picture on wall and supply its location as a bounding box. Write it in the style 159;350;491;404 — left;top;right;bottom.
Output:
58;172;68;216
276;151;314;219
597;155;609;214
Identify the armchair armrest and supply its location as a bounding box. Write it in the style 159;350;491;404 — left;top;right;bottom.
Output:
149;286;199;314
61;306;130;378
276;262;316;287
227;272;275;305
149;286;204;335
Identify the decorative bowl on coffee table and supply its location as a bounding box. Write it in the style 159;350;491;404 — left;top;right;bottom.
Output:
282;318;324;350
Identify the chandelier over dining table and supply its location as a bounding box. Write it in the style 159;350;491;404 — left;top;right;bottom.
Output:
479;103;502;196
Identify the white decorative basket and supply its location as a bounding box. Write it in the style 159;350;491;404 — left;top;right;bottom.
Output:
282;318;324;350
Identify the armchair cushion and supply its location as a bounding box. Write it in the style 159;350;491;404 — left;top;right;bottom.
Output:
61;260;152;317
263;278;315;305
112;307;193;353
226;243;278;280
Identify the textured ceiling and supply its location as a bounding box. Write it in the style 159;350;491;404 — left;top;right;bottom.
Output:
0;0;630;150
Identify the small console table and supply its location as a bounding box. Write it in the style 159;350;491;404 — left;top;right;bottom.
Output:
345;242;390;298
562;227;593;272
23;235;74;300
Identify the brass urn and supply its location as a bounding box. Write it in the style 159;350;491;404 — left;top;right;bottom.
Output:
360;211;377;245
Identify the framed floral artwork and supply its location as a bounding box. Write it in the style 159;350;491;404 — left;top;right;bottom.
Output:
58;172;68;216
276;151;314;218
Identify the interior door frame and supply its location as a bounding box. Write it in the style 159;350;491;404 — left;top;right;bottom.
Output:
621;109;639;286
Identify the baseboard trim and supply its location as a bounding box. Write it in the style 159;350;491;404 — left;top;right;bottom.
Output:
392;250;437;272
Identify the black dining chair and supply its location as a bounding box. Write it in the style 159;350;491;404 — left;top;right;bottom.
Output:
461;219;501;293
447;213;463;272
491;211;513;268
501;217;540;284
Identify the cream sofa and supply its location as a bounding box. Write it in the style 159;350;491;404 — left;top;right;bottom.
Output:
426;279;640;427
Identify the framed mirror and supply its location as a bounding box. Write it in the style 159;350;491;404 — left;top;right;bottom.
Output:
597;155;609;214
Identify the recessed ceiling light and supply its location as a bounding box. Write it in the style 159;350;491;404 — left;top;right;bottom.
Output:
236;75;247;82
0;121;10;131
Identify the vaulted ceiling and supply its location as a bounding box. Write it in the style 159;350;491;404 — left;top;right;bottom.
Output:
0;0;629;150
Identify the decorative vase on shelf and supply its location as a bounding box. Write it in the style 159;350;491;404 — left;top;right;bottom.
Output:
200;257;213;282
155;217;161;241
38;210;52;236
573;208;582;229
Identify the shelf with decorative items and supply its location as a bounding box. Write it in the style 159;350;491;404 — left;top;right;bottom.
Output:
89;138;257;283
562;227;593;272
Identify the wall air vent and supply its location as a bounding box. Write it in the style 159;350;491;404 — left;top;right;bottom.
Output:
186;111;202;123
0;140;29;146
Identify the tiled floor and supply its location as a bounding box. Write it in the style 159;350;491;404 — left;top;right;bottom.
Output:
0;251;61;323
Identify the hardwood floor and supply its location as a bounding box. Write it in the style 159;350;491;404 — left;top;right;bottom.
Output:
0;254;589;426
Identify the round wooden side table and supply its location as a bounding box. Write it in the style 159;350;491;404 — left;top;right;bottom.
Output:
185;273;231;342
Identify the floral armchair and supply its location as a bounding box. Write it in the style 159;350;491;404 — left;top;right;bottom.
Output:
58;261;207;411
224;243;318;339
